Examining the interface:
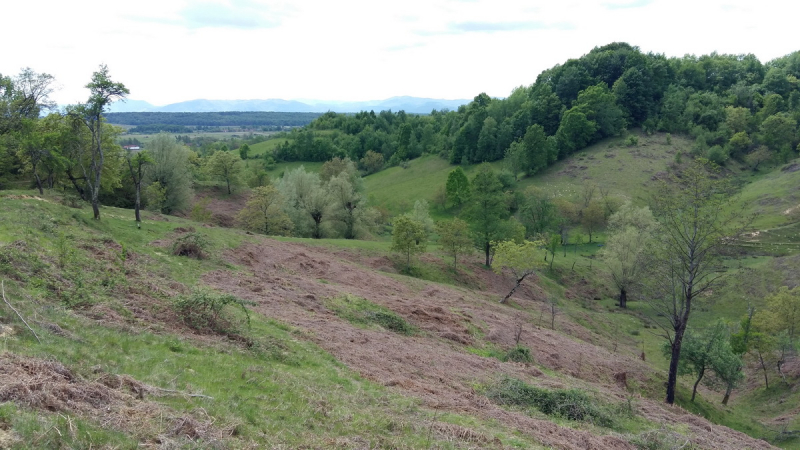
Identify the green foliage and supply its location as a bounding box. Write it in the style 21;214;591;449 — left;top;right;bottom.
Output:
144;133;193;213
503;346;533;363
464;164;518;267
175;287;255;334
519;187;559;236
625;135;639;147
189;197;213;223
171;232;210;259
601;202;656;307
238;143;250;160
436;217;473;270
486;378;613;427
143;180;166;212
236;185;293;236
205;149;243;194
325;294;414;335
492;238;545;302
278;166;329;238
755;286;800;343
360;150;384;175
391;215;427;272
445;167;470;207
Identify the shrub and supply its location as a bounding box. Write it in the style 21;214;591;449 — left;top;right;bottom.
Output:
706;145;728;165
175;287;255;334
172;233;210;259
486;378;613;426
503;346;532;363
626;135;639;147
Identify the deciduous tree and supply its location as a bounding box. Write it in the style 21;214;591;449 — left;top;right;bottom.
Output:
436;218;473;270
236;185;293;236
126;149;153;225
206;149;243;194
68;65;129;219
600;203;656;308
145;134;193;214
648;160;746;405
391;215;427;272
445;167;470;207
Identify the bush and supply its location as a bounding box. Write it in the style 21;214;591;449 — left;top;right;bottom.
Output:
175;287;255;334
503;346;532;363
626;135;639;147
486;378;613;426
706;145;728;165
172;232;210;259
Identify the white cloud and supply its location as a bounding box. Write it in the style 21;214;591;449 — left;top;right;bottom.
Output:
1;0;797;107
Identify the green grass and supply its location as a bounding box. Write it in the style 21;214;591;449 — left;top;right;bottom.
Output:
0;402;139;450
363;154;504;217
324;293;415;335
0;192;544;448
734;160;800;229
247;136;291;158
519;131;694;204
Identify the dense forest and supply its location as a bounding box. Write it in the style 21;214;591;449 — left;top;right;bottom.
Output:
105;111;323;128
269;43;799;172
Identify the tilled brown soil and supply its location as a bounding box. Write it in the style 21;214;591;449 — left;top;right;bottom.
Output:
207;239;773;449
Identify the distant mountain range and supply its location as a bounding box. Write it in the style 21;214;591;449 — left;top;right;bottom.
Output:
108;96;470;114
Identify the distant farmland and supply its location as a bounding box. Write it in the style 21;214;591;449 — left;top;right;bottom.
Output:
105;111;324;129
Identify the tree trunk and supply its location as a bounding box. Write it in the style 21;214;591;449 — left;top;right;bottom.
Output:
226;177;231;194
134;181;142;224
92;196;101;220
66;169;87;200
666;322;687;404
501;274;528;304
691;367;705;402
722;383;733;405
34;172;44;195
484;241;491;267
619;288;627;309
759;353;769;389
311;214;322;239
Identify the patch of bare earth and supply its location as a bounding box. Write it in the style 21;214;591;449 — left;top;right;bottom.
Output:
0;353;231;447
206;239;773;449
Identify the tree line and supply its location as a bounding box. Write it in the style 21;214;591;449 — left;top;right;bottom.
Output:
267;43;799;177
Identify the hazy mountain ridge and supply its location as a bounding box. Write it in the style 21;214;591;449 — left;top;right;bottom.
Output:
109;96;470;114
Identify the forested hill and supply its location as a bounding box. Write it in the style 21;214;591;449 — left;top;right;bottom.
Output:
271;42;800;174
105;111;323;128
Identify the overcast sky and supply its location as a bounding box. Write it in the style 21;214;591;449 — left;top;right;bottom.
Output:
3;0;797;107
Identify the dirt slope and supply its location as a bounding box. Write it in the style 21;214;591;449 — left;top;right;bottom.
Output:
206;239;772;449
